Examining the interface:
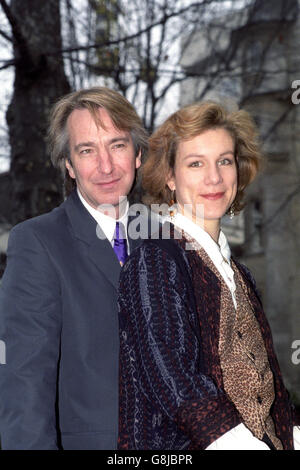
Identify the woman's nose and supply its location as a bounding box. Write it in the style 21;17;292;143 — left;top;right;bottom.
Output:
204;164;223;185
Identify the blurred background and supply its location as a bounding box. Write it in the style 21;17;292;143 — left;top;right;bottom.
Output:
0;0;299;405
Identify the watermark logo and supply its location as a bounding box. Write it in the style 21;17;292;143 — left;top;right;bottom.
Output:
291;339;300;365
0;340;6;364
94;198;206;250
291;80;300;104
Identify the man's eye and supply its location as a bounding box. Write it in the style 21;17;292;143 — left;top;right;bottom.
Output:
112;143;125;149
80;148;92;155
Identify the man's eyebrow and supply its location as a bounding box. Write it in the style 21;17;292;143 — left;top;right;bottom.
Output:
74;141;97;152
74;137;130;152
109;136;130;144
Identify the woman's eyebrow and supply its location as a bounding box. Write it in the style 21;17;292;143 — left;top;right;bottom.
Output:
183;150;234;160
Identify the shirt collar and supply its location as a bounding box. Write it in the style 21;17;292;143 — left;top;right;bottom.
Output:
164;211;231;265
77;188;129;243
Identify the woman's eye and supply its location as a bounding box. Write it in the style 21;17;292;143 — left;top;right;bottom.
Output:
189;161;202;167
219;158;233;165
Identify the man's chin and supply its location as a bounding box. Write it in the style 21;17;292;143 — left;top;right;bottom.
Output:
95;196;128;217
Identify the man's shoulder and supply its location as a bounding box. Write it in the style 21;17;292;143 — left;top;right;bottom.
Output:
10;199;68;241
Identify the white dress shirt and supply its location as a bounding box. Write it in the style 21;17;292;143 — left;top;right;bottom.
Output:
162;210;300;450
77;189;130;253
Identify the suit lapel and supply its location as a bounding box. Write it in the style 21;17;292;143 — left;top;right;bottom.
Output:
64;191;121;290
88;232;121;290
233;258;263;311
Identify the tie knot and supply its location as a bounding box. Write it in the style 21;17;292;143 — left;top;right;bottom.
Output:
115;221;126;241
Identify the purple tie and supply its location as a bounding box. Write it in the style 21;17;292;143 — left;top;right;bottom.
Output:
113;221;128;266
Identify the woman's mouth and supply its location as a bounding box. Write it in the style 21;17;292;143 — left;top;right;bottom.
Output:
200;192;225;200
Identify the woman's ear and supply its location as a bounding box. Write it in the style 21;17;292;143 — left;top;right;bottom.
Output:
166;171;176;192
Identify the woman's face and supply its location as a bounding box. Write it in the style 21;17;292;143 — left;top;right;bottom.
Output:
167;127;238;228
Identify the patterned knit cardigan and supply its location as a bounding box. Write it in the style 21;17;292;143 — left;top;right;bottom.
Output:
117;232;299;450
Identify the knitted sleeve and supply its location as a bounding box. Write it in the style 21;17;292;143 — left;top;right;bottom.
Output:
118;242;239;450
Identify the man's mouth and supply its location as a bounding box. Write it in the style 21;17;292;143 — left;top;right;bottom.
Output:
94;178;120;188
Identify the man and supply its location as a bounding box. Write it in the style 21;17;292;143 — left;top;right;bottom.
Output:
0;87;148;449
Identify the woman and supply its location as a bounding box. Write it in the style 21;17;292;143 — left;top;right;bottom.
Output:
117;102;300;450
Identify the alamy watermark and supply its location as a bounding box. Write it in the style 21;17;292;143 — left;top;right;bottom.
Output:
0;339;6;364
291;340;300;365
95;198;205;250
291;80;300;104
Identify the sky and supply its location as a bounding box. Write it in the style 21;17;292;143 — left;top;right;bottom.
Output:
0;8;12;173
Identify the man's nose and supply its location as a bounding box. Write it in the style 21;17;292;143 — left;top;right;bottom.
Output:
97;150;113;174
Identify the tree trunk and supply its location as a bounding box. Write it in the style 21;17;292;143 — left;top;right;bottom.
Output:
6;0;70;225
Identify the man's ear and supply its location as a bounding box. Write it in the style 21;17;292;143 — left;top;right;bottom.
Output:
135;149;142;169
65;158;75;179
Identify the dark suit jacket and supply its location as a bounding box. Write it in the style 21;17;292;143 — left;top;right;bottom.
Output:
0;190;143;450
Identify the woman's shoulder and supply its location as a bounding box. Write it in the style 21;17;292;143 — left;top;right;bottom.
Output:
122;230;189;280
121;238;196;304
126;236;181;266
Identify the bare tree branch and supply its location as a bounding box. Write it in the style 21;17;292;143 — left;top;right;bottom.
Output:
0;27;12;42
0;59;15;70
51;1;215;56
0;0;28;50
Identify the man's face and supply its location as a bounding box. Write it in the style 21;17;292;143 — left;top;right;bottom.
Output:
66;107;141;217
